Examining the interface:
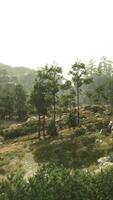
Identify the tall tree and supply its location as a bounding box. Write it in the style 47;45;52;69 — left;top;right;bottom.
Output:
14;84;27;120
60;80;76;113
30;68;51;138
85;57;113;105
0;91;14;120
46;63;63;125
69;60;92;125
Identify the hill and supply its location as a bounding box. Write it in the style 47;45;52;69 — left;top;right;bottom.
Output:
0;105;113;199
0;105;113;180
0;63;36;93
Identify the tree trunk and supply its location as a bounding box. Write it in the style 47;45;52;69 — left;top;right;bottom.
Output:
43;115;46;138
38;114;41;138
76;81;80;125
53;93;56;125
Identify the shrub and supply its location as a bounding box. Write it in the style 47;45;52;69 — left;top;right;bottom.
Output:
1;165;113;200
86;123;96;132
3;127;25;139
84;105;105;113
67;113;77;128
74;126;86;136
47;121;58;136
3;124;38;139
0;167;6;175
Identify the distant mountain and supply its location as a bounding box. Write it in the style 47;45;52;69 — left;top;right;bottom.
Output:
0;63;36;93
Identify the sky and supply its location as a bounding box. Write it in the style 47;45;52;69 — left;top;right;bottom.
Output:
0;0;113;75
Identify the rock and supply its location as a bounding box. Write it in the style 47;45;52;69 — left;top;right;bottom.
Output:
95;156;113;173
100;121;113;135
103;110;111;116
50;139;62;145
95;139;103;144
98;156;111;164
95;113;101;117
9;123;23;129
97;117;103;121
100;128;108;135
26;116;38;123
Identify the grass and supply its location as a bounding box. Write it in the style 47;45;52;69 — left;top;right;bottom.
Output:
0;105;113;180
31;132;107;169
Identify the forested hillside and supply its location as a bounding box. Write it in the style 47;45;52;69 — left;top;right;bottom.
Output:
0;63;36;93
1;57;113;199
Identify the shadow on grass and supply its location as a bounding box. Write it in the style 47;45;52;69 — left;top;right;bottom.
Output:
31;134;106;169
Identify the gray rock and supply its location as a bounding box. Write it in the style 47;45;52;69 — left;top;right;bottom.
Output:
95;139;103;144
98;156;111;164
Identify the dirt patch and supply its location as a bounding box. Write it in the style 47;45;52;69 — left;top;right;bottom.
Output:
0;142;24;154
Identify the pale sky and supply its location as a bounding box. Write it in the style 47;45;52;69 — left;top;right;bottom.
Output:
0;0;113;74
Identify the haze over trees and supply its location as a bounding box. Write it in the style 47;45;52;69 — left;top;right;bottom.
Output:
0;56;113;126
0;63;36;93
1;57;113;199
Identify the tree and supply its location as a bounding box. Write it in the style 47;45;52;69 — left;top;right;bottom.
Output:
0;91;14;120
30;68;51;138
69;60;92;125
14;84;27;120
98;56;113;75
85;57;113;105
86;59;97;76
86;85;107;105
59;80;76;113
105;78;113;111
45;63;63;126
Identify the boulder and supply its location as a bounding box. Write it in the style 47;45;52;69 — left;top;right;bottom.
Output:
103;110;112;116
96;156;113;172
95;139;103;144
98;156;111;164
26;116;38;123
100;121;113;135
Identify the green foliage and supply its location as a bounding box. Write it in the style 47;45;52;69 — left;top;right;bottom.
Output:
45;63;63;123
0;63;36;93
47;121;58;136
3;124;38;139
67;113;77;128
0;82;27;121
14;84;27;120
59;80;76;112
69;60;92;124
1;165;113;200
74;126;86;136
84;56;113;106
0;92;14;119
32;133;104;169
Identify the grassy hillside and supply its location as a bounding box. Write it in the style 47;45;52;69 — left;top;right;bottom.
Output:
0;106;113;199
0;105;113;181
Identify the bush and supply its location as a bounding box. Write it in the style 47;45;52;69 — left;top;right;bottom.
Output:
47;121;58;136
84;105;105;113
74;126;86;136
3;124;38;139
1;165;113;200
85;123;96;132
67;113;77;128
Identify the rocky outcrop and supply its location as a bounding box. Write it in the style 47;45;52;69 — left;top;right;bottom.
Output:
95;155;113;173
